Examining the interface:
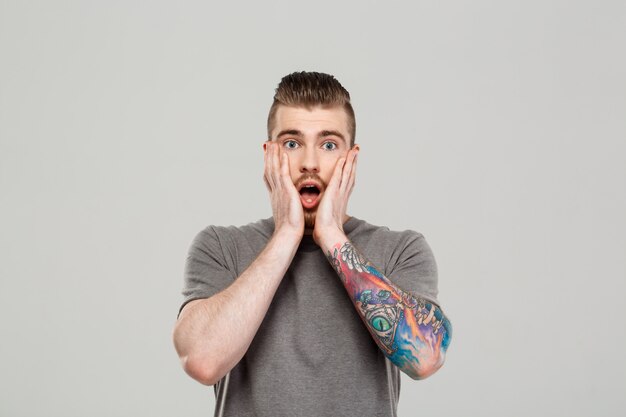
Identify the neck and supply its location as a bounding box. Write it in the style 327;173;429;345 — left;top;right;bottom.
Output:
303;214;352;235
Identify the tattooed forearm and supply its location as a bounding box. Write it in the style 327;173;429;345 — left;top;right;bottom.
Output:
327;241;452;379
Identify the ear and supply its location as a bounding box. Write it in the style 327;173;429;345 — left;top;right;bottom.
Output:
352;144;360;152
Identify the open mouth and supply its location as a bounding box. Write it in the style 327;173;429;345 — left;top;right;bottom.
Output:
298;183;322;209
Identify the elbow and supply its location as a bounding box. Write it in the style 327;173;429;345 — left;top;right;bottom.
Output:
403;351;447;381
406;360;444;381
172;325;223;386
405;321;453;380
181;354;223;386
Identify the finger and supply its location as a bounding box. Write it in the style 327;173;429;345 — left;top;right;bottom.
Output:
327;156;346;191
263;145;272;191
346;151;358;196
263;142;271;189
279;152;293;190
265;142;278;190
340;150;357;193
272;142;282;187
339;150;354;192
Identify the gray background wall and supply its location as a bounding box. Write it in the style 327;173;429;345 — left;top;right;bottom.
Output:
1;1;624;416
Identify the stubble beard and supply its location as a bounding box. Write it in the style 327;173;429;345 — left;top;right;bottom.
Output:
304;209;316;230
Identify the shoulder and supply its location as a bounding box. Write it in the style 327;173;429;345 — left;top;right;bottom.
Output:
348;217;427;250
187;218;275;269
192;217;275;245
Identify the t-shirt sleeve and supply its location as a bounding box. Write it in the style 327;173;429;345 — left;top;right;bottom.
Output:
385;231;440;305
178;226;236;319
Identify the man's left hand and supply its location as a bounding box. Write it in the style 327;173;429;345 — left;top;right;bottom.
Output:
312;147;359;246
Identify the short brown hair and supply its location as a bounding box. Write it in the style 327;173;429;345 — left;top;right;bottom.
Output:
267;71;356;146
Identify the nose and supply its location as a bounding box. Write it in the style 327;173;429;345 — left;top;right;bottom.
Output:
299;148;319;173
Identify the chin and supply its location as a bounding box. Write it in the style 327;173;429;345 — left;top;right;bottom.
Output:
304;210;316;230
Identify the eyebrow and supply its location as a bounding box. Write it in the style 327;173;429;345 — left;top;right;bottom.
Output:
319;130;346;142
276;129;347;143
276;129;303;139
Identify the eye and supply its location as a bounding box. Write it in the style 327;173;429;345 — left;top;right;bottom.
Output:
371;315;392;332
322;141;337;151
283;140;299;150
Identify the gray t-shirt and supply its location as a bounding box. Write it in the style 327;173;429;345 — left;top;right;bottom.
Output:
179;216;439;417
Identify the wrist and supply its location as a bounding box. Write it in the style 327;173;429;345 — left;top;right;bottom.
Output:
273;226;303;245
313;227;348;251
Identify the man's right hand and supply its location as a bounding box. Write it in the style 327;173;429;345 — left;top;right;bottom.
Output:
175;146;304;384
263;141;304;238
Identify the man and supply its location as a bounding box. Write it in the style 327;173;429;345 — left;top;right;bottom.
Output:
173;71;452;417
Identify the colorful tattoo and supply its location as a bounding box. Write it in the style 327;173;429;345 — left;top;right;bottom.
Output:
327;241;452;379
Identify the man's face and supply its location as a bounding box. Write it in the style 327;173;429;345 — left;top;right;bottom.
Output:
269;104;355;229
